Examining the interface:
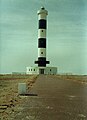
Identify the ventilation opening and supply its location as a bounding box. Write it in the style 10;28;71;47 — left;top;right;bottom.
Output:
41;52;43;54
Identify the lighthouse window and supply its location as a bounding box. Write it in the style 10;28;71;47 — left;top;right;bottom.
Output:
41;52;43;54
34;69;35;71
50;69;51;71
42;30;43;32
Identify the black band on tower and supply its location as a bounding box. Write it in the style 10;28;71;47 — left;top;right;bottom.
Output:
39;19;46;29
35;57;46;66
38;38;46;48
38;57;46;61
35;57;50;67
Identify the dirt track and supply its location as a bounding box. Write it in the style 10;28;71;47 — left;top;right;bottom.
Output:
8;75;87;120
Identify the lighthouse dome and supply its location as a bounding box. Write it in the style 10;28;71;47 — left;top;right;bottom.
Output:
41;6;45;10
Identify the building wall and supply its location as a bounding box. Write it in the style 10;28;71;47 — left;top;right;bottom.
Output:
45;67;57;75
26;66;57;75
26;67;39;74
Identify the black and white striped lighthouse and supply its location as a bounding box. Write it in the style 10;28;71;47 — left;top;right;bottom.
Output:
35;7;50;67
26;7;57;75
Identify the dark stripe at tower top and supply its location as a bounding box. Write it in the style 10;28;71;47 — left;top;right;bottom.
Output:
39;19;46;29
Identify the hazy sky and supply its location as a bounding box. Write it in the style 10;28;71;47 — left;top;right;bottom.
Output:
0;0;87;74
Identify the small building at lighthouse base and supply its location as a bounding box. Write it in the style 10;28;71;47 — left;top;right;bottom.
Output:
26;66;57;75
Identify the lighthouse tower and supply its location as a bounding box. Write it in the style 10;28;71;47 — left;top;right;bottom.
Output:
26;7;57;75
35;7;50;67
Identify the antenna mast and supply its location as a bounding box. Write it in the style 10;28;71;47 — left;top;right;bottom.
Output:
44;0;46;7
41;0;46;7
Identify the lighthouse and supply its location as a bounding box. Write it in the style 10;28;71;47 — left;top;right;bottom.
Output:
26;7;57;75
35;7;50;67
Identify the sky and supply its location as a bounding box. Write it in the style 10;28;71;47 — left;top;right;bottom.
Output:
0;0;87;74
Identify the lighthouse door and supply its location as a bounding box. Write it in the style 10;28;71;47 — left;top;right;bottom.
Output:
39;69;44;74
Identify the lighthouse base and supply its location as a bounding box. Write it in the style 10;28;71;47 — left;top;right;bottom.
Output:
26;66;57;75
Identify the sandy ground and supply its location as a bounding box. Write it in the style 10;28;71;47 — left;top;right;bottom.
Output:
9;75;87;120
0;74;87;120
0;74;38;120
54;75;87;84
